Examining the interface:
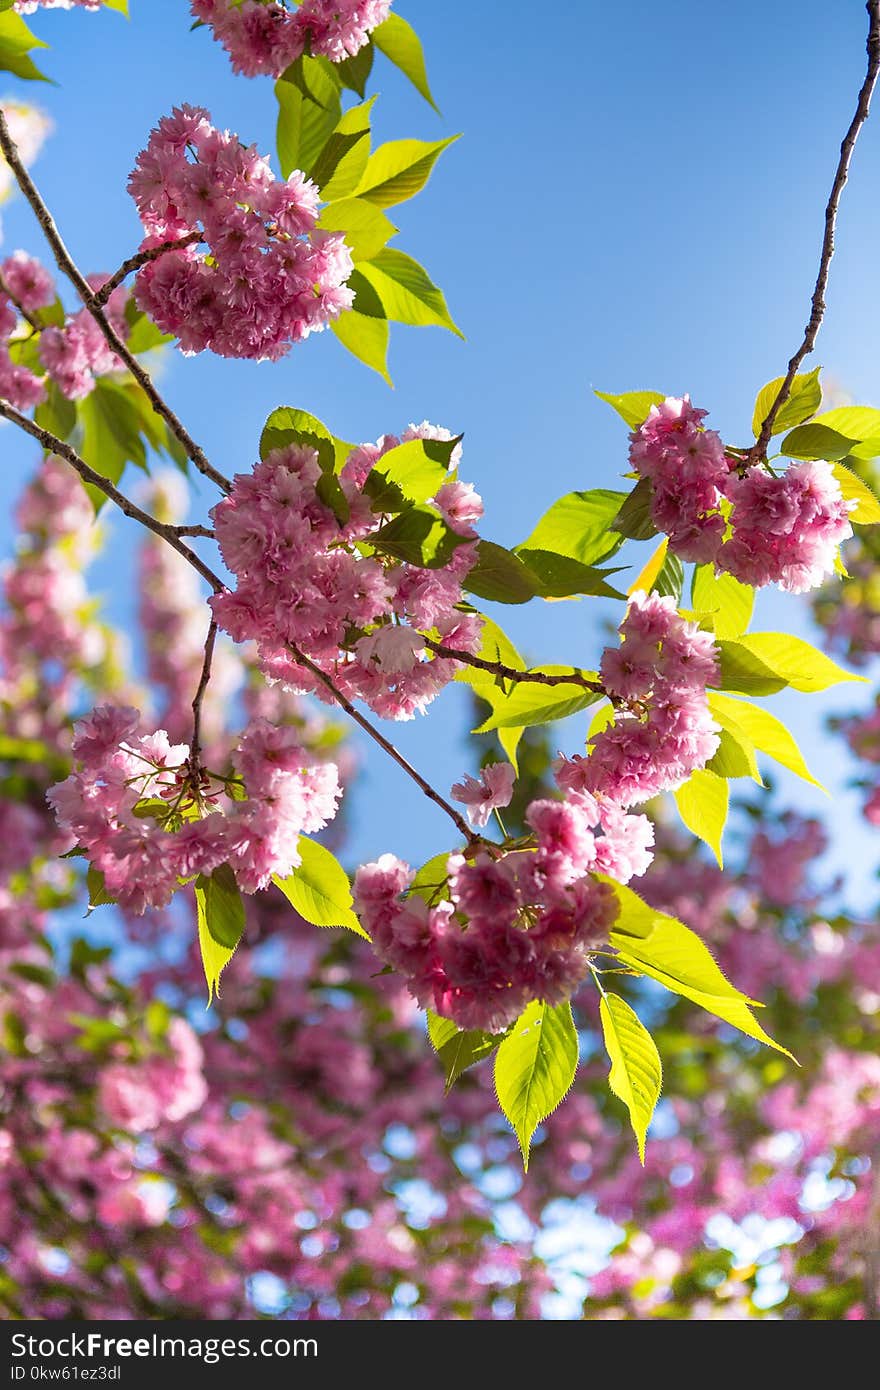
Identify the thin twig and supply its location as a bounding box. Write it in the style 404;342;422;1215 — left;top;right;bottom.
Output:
0;271;40;331
423;637;606;695
190;619;218;769
93;232;204;307
751;0;880;460
0;400;225;595
287;642;482;847
0;108;231;495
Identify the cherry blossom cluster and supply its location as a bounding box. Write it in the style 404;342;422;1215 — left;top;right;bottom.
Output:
355;775;654;1033
0;253;50;410
629;396;853;591
0;454;113;721
559;589;720;807
191;0;392;79
210;425;484;720
0;250;132;404
128;105;353;360
40;273;130;399
48;707;341;911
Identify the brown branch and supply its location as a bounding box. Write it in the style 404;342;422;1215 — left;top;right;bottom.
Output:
287;642;482;847
93;232;204;307
190;619;218;769
423;637;606;696
0;108;231;495
0;270;40;331
0;400;225;595
751;0;880;460
173;523;215;539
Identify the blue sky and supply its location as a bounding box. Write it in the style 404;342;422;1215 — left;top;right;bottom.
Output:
2;0;879;904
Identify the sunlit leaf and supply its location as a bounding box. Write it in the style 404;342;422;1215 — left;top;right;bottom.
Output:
599;993;662;1164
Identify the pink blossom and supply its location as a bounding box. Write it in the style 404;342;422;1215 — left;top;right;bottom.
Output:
128;108;353;362
191;0;391;80
450;762;515;827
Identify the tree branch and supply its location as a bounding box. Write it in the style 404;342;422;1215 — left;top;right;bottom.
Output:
0;108;231;495
173;523;215;539
751;0;880;460
0;400;225;595
423;637;606;696
93;232;204;307
287;642;482;847
190;619;218;770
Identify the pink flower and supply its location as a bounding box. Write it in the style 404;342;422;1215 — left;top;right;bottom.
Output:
128;109;353;362
450;762;515;827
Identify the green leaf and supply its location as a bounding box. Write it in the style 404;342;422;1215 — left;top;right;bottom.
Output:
357;248;463;337
674;768;729;867
369;434;459;506
275;71;341;178
317;197;396;263
86;865;115;911
354;134;458;208
194;863;245;949
514;549;625;601
494;1000;579;1170
427;1011;501;1091
373;13;438;110
708;693;825;791
125;303;174;355
331;310;390;384
0;12;49;81
408;851;453;905
612;478;658;541
473;669;601;732
454;615;526;769
195;875;241;1005
751;367;822;438
335;41;374;98
594;389;665;429
102;0;129;13
599;993;662;1165
273;837;368;938
34;382;76;445
587;701;616;743
602;877;793;1058
831;461;880;524
75;378;150;503
704;700;762;784
716;632;865;695
813;405;880;439
780;423;858;461
259;406;352;469
463;540;541;605
370;504;465;568
650;550;684;602
516;489;626;567
812;407;880;463
691;566;755;640
308;97;375;201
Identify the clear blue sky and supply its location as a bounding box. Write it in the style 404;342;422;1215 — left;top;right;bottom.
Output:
2;0;879;903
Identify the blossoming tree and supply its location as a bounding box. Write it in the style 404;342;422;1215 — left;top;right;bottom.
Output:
1;0;880;1319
